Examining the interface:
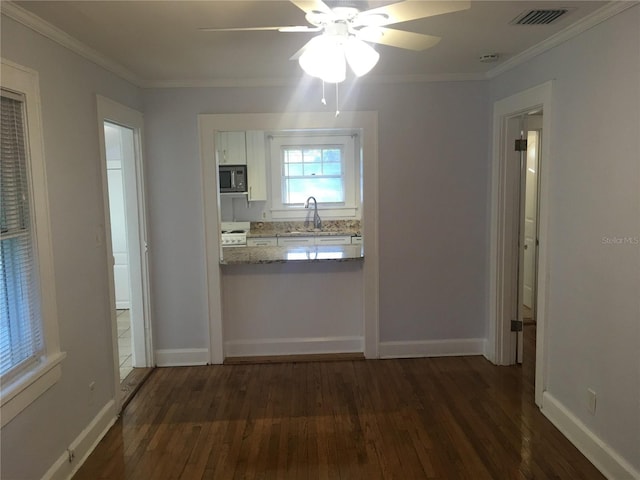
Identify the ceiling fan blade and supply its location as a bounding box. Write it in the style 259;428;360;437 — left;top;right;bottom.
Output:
199;25;317;32
358;0;470;26
290;0;332;15
357;27;440;51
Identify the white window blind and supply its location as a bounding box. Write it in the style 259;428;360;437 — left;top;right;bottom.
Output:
0;89;44;382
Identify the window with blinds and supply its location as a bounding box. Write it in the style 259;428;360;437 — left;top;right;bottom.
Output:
0;89;44;382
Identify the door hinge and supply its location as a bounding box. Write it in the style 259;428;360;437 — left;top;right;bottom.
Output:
511;320;523;332
514;139;528;152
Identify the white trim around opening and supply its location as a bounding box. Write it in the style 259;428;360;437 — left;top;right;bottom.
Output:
488;81;552;408
199;112;379;363
96;95;153;412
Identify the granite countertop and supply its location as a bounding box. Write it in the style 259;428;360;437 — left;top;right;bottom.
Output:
221;244;364;265
247;220;361;238
248;230;360;238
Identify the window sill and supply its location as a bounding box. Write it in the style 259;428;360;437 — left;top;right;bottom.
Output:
1;351;66;427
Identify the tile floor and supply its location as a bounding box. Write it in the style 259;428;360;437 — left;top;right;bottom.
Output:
117;310;133;381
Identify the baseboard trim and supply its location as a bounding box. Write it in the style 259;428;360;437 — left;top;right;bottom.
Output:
42;400;116;480
224;336;364;358
542;392;640;480
378;338;485;359
155;348;209;366
225;352;365;365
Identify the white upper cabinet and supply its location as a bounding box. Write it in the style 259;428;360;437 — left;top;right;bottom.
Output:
246;130;267;202
217;131;247;165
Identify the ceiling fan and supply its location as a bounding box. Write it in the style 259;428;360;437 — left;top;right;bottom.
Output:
200;0;471;83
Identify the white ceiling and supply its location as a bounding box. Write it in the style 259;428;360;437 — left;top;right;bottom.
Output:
8;1;613;86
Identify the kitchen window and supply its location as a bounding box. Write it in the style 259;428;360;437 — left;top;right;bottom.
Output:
269;131;360;219
1;60;64;427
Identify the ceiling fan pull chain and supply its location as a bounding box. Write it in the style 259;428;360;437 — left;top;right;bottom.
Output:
321;80;327;105
335;82;340;117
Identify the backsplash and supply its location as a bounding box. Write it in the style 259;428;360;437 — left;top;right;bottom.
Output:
250;220;361;235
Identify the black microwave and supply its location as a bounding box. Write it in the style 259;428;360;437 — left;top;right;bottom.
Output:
219;165;247;193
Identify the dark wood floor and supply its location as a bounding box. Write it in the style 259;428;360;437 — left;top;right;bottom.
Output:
73;326;604;479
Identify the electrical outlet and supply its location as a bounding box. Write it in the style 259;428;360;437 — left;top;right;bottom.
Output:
587;388;597;415
67;448;75;463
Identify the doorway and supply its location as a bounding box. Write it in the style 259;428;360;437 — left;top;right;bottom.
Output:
104;122;137;381
522;118;542;327
511;113;543;364
97;96;153;410
489;82;552;407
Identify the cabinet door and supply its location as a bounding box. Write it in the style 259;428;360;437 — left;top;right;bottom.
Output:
217;131;246;165
247;237;277;247
246;131;267;201
277;236;315;246
315;235;352;246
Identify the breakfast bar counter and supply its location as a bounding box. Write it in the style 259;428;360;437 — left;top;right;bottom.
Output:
221;244;364;265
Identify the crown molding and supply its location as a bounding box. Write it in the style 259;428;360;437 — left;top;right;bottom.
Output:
145;72;486;89
485;1;638;79
1;1;145;87
146;77;303;89
361;72;486;85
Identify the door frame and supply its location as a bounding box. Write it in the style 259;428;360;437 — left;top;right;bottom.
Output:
96;95;154;410
488;82;552;407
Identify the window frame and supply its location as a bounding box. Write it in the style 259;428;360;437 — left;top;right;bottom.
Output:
269;131;360;220
1;59;64;428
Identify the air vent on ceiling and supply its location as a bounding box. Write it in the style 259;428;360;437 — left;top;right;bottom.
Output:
511;9;569;25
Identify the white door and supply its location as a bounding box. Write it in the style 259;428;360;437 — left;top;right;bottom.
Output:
515;117;527;364
523;130;540;310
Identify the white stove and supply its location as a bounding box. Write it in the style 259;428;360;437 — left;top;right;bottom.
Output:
221;221;250;247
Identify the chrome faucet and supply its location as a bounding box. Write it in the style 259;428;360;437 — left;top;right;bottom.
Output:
304;196;322;230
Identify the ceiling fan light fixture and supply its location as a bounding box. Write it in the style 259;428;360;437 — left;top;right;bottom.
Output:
344;37;380;77
299;35;347;83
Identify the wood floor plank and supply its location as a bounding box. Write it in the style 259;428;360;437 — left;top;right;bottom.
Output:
73;326;605;480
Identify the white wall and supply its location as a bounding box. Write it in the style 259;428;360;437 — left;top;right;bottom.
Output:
142;80;490;353
0;15;142;480
490;5;640;474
